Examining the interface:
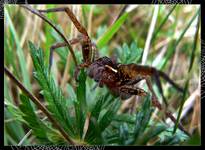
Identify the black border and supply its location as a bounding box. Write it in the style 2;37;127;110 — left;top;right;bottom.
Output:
2;0;205;149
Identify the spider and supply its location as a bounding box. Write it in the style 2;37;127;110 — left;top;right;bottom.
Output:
21;5;189;136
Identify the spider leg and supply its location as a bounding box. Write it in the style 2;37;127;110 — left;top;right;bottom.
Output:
74;63;90;81
152;71;168;107
145;77;190;136
119;84;147;100
49;42;66;70
145;77;162;110
91;79;104;91
124;77;144;85
38;7;88;36
151;68;184;106
21;5;78;66
38;7;96;70
49;38;81;70
157;70;184;93
118;64;184;106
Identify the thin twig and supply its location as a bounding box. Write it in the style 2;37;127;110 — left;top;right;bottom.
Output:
4;66;75;145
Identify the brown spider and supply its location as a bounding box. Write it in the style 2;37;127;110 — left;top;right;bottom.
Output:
21;5;189;136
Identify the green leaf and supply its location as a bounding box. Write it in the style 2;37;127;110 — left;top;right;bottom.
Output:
91;96;104;119
183;133;201;145
117;41;142;64
132;95;153;144
151;5;177;43
97;12;129;49
98;99;121;132
155;127;188;145
19;94;52;143
74;69;87;138
76;69;87;111
119;123;129;145
29;41;75;137
83;96;108;144
4;110;26;145
138;124;167;145
113;113;136;124
66;84;77;103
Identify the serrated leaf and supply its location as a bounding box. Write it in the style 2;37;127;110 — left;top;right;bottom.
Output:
117;41;142;64
91;96;104;119
66;84;77;103
76;69;87;111
155;127;189;145
98;99;121;132
119;123;129;145
133;95;153;143
19;94;52;143
113;113;136;124
74;69;87;138
138;124;167;145
29;41;75;137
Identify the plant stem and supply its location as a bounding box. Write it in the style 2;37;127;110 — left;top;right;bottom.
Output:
4;66;75;145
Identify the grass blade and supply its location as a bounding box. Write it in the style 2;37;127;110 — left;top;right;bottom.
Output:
161;8;200;70
173;9;200;134
5;7;32;91
151;5;177;43
96;12;129;49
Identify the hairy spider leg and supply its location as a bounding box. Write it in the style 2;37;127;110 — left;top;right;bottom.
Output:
38;7;94;65
21;5;78;66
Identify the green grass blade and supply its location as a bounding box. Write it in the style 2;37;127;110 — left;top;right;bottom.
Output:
4;30;20;79
5;7;32;91
91;96;104;119
4;75;12;102
151;5;177;43
76;69;87;110
96;12;129;49
4;77;26;144
173;9;200;134
161;8;200;70
113;113;136;124
74;69;87;138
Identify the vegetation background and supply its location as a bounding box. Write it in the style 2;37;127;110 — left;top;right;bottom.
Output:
4;5;201;145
